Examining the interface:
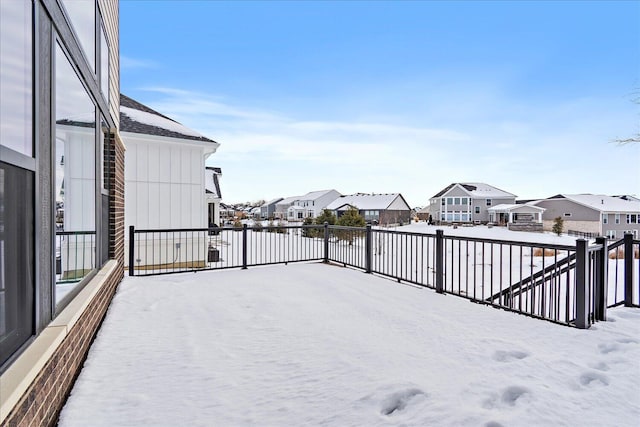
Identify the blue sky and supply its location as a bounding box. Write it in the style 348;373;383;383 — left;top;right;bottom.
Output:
120;0;639;206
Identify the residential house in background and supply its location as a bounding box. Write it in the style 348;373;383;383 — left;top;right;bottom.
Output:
429;183;517;224
326;193;412;225
534;194;640;239
205;166;223;227
274;196;300;219
260;198;284;219
286;189;342;220
121;94;220;267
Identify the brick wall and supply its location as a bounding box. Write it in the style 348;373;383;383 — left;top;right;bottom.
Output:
1;133;125;427
109;131;125;266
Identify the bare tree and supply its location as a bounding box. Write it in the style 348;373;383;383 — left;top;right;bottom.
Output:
613;91;639;145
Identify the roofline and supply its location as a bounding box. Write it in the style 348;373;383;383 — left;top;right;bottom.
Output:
120;130;220;151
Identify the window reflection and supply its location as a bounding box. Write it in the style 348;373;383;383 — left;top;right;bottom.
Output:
55;43;96;304
0;0;32;156
100;24;109;103
61;0;95;72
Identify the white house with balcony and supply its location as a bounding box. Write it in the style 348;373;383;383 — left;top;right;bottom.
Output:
429;182;517;224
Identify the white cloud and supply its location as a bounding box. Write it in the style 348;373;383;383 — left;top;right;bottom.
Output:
128;87;640;206
120;56;158;70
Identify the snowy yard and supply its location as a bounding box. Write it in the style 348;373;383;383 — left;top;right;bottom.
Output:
58;263;639;426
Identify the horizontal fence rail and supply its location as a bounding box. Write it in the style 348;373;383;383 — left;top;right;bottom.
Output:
129;224;639;328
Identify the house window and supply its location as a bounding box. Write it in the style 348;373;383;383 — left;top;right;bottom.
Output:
486;199;492;206
606;230;616;239
615;214;620;224
0;0;35;369
563;213;572;217
441;198;445;206
99;22;109;104
0;0;32;156
0;163;35;368
61;0;96;72
440;213;445;221
447;197;453;205
297;212;303;219
602;214;608;224
454;197;460;205
475;206;480;214
55;41;97;305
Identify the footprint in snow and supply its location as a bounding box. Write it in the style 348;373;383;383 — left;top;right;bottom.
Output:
598;342;620;354
485;422;505;427
500;386;530;406
380;388;426;416
492;350;529;362
482;386;530;409
579;371;609;387
589;361;609;372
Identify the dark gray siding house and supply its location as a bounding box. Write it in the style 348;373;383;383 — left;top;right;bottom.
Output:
429;183;517;224
534;194;640;239
325;193;412;225
260;198;284;219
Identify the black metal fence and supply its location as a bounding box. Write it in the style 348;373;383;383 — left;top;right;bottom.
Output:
128;224;639;328
56;230;96;283
567;230;600;239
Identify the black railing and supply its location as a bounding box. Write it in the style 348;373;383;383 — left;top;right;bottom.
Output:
55;230;96;283
567;230;599;239
129;225;639;328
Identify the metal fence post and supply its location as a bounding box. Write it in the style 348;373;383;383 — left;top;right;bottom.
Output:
323;222;329;264
595;237;608;321
624;233;634;307
242;224;248;269
365;224;372;273
575;239;589;329
128;225;135;276
436;229;444;293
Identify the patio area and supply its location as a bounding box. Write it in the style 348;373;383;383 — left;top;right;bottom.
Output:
58;263;640;426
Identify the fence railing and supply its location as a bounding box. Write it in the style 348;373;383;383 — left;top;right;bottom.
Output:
567;230;599;239
56;230;96;283
128;224;639;328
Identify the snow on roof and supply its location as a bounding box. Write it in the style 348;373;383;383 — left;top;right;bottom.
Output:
433;183;516;199
276;196;300;206
325;193;402;210
262;198;284;207
488;203;545;212
120;94;218;144
299;189;339;201
548;194;640;213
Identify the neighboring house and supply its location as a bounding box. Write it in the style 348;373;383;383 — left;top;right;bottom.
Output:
260;198;284;219
274;196;300;219
121;94;220;266
533;194;640;239
205;166;223;227
220;202;236;223
1;1;125;424
325;193;412;225
487;203;546;232
429;183;517;224
416;206;431;222
286;189;342;220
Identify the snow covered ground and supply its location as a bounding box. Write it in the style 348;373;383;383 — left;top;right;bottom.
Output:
58;262;639;427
